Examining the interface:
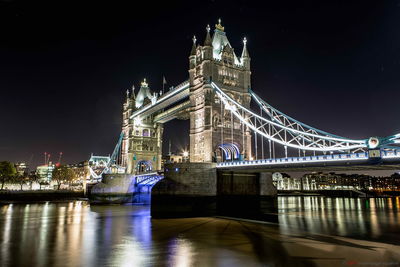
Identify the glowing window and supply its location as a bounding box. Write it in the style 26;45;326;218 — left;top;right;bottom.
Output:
143;129;150;137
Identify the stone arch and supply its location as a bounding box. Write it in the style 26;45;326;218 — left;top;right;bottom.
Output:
215;143;240;162
136;160;153;173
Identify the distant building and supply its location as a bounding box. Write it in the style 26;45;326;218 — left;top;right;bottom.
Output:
36;163;55;182
64;161;90;184
14;162;28;176
275;172;400;191
161;151;190;167
169;154;184;163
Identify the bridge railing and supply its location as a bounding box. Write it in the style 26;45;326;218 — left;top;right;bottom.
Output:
217;149;400;168
216;152;370;168
382;149;400;159
135;172;163;186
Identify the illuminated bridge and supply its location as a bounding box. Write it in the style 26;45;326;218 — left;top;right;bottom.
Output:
109;77;400;174
91;20;400;216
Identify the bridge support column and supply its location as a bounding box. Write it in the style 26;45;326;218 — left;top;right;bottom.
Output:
259;172;278;222
216;171;277;221
151;165;277;221
89;174;137;204
151;163;217;218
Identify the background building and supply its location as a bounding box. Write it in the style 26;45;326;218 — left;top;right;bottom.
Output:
36;163;55;182
14;162;28;176
64;161;90;184
273;172;400;191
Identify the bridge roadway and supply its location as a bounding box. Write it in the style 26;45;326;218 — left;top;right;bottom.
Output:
216;150;400;173
130;80;189;121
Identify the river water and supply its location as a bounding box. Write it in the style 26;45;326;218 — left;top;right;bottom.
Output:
1;197;399;267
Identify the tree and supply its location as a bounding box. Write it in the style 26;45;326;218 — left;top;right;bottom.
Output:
0;161;17;190
52;165;76;190
28;173;40;190
12;174;28;191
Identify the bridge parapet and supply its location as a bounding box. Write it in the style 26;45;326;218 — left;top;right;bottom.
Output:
216;150;400;172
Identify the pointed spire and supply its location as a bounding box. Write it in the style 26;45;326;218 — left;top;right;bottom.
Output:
215;18;224;32
126;89;129;98
131;84;135;99
241;37;250;59
190;35;197;55
141;78;148;87
204;24;212;46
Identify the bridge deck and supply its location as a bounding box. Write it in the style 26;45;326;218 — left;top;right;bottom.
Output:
130;81;189;119
216;151;400;173
154;100;191;123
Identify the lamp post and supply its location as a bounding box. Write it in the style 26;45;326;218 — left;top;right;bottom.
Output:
182;151;189;162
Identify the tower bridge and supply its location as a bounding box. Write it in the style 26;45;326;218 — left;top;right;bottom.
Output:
90;20;400;218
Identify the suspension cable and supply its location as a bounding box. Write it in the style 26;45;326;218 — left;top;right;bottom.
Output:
242;109;245;159
261;106;264;159
220;96;223;156
255;131;258;160
272;140;275;159
212;83;366;152
231;109;234;161
269;140;272;159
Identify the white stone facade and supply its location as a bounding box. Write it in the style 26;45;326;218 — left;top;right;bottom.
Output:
189;21;252;162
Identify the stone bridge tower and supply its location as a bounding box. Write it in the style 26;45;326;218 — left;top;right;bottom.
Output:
121;80;163;174
189;20;252;162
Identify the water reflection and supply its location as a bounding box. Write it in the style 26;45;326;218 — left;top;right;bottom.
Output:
0;198;399;266
278;196;400;243
169;238;194;267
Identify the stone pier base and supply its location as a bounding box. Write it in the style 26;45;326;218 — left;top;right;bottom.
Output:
90;174;145;204
151;163;217;218
216;171;278;222
151;163;277;221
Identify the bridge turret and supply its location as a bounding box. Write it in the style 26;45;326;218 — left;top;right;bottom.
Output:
203;25;213;60
188;19;253;163
241;37;251;89
189;35;197;69
241;37;250;70
122;84;135;168
135;79;153;109
131;84;135;100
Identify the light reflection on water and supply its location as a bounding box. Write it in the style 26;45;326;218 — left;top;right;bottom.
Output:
0;197;399;266
278;197;400;242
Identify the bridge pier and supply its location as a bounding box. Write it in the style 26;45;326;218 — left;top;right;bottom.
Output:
216;171;277;221
151;163;277;220
89;174;155;204
89;174;137;204
151;163;217;218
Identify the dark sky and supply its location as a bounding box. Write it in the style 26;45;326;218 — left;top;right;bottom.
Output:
1;0;400;168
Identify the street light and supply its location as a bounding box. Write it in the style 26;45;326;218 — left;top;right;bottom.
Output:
182;151;189;162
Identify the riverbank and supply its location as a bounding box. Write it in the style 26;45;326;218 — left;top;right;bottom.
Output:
278;189;400;197
0;190;86;202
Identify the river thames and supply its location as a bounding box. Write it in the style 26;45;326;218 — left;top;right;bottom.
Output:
1;196;399;267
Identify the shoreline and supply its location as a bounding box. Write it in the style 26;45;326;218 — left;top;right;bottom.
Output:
0;190;86;202
0;190;399;204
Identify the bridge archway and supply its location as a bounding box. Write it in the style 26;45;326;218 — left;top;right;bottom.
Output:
215;143;240;162
136;160;153;173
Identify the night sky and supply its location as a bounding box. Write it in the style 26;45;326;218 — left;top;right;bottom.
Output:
1;0;400;168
